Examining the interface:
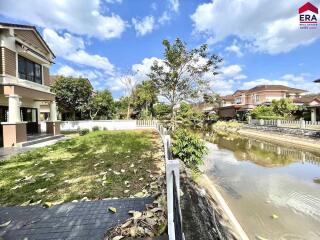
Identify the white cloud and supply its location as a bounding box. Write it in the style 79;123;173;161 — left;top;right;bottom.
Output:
104;0;122;3
43;29;114;75
220;65;246;78
225;41;243;57
132;16;155;36
169;0;180;13
0;0;126;39
56;65;100;80
201;64;247;95
108;57;163;92
43;29;84;56
66;50;114;75
56;65;110;90
191;0;320;54
158;11;171;25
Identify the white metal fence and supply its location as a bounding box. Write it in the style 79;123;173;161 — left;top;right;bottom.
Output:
250;119;320;130
155;123;184;240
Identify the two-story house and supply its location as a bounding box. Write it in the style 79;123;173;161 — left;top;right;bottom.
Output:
0;22;59;147
218;85;307;119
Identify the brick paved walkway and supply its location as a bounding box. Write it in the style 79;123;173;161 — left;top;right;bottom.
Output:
0;198;153;240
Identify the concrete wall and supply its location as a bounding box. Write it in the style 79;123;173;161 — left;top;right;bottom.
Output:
41;120;158;132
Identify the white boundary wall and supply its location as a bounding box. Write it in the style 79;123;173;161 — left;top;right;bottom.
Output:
41;120;158;132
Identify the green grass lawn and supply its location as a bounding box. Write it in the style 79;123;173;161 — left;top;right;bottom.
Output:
0;130;163;206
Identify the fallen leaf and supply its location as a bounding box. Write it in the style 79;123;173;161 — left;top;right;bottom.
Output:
121;220;132;228
11;185;22;190
255;235;268;240
120;169;125;173
21;200;32;206
145;211;154;218
43;202;52;208
129;211;142;219
134;192;145;198
130;164;134;168
129;226;137;237
146;217;157;226
0;220;11;228
108;207;117;213
271;214;279;219
112;236;124;240
35;188;47;194
124;190;130;194
30;200;42;206
113;171;120;175
151;207;162;213
133;169;137;174
139;178;144;181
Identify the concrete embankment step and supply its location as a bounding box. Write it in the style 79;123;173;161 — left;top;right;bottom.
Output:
21;134;65;147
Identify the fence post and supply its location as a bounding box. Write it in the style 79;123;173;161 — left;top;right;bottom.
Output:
300;119;306;129
247;116;252;124
259;119;264;126
276;119;281;127
166;159;180;240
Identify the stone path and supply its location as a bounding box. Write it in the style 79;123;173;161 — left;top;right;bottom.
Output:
0;198;153;240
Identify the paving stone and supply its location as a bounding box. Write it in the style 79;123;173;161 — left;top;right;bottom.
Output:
0;197;153;240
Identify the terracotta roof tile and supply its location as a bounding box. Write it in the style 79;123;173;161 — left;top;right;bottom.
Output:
247;85;306;93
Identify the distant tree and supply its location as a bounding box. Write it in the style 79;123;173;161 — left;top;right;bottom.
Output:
250;105;277;119
153;103;171;120
134;80;158;115
271;98;297;118
177;102;204;127
51;76;93;120
203;93;222;107
115;96;131;119
148;38;222;128
88;90;115;120
250;99;298;119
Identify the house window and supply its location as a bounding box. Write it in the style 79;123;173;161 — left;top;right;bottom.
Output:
18;55;42;84
235;97;242;104
255;95;260;103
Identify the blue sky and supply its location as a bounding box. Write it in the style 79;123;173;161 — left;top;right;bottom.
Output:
0;0;320;98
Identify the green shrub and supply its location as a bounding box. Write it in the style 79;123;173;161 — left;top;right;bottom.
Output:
172;128;207;169
79;128;90;136
92;126;100;131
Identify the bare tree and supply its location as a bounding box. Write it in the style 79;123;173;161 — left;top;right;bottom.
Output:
120;73;138;119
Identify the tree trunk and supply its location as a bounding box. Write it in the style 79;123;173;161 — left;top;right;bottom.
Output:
170;104;176;131
126;103;131;120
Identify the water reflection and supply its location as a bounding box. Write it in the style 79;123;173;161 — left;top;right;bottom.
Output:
211;135;320;168
203;134;320;239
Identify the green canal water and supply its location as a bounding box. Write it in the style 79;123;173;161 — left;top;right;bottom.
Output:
203;134;320;240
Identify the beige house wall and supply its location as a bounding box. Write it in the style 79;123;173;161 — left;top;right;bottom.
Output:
2;123;27;147
15;29;49;55
43;66;51;86
0;47;16;77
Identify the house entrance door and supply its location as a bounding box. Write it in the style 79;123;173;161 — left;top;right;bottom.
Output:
20;107;38;134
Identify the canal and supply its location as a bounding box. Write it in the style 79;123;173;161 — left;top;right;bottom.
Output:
203;134;320;239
